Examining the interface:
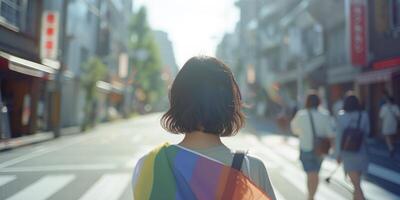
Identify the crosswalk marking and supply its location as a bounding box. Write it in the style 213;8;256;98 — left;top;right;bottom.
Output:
1;133;399;200
0;164;119;172
0;175;16;187
362;181;399;200
368;163;400;185
272;186;286;200
78;173;131;200
0;134;99;170
5;175;75;200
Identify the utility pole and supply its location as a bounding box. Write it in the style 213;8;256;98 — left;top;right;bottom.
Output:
53;0;69;138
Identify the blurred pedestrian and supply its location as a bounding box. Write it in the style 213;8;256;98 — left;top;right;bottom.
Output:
379;96;400;158
131;56;276;200
276;105;290;135
332;97;344;118
291;91;335;200
336;93;369;200
378;89;390;108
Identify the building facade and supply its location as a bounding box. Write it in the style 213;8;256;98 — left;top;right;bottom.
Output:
219;0;400;138
0;0;57;138
0;0;135;139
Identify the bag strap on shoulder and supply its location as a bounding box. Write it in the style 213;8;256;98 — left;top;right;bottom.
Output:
356;112;362;129
231;151;246;171
308;110;316;139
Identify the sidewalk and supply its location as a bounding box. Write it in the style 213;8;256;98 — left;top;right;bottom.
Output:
0;126;80;151
247;116;400;195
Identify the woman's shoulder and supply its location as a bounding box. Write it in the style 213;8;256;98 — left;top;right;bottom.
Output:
294;109;308;117
295;108;329;116
245;153;268;171
337;110;369;120
317;108;330;115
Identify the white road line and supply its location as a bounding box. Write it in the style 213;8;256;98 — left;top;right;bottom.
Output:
368;163;400;185
0;175;16;187
272;185;286;200
0;135;98;169
362;181;399;200
0;149;50;169
5;175;75;200
78;173;131;200
0;164;119;172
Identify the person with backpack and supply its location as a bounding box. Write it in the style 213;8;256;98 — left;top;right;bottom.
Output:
379;96;400;158
131;56;276;200
336;93;369;200
290;91;335;200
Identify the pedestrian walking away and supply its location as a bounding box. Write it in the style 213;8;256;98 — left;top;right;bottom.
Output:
335;93;370;200
379;96;400;158
290;91;335;200
131;56;276;200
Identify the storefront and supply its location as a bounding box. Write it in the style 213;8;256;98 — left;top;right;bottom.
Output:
356;66;400;137
0;51;56;138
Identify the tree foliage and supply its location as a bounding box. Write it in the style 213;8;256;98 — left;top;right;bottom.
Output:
128;7;164;112
80;57;107;130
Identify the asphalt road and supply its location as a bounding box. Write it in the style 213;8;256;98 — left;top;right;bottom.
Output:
0;113;398;200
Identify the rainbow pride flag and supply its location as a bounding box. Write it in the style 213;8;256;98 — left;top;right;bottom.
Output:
132;143;271;200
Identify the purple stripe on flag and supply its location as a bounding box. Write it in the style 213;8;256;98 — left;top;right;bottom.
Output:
190;157;223;200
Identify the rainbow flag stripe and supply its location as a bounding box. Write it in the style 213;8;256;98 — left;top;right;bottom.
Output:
133;143;271;200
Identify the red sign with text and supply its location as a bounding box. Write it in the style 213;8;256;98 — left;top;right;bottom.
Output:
40;11;59;60
349;0;368;67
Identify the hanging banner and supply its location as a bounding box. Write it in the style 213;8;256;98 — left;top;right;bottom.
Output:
347;0;368;67
40;11;59;61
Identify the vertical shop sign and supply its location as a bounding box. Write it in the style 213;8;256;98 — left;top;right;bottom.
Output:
348;0;368;66
40;11;59;60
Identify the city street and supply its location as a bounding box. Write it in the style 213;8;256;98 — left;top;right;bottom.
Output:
0;113;399;200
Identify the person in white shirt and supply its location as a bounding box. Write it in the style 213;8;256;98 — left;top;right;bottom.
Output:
332;98;344;118
291;92;335;200
379;96;400;158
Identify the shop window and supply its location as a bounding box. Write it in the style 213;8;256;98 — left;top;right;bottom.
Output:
392;0;400;30
0;0;27;31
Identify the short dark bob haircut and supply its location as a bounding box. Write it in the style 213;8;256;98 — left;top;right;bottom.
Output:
305;90;320;109
343;92;361;112
161;56;245;136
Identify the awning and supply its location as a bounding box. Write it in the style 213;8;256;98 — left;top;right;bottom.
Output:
96;81;124;94
0;51;58;79
356;67;400;85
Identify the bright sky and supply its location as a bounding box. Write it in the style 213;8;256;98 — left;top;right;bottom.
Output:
135;0;239;67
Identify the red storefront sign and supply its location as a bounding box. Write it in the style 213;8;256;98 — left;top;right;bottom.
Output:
349;0;368;67
373;57;400;70
40;11;59;60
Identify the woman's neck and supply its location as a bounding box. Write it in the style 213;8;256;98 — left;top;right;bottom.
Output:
179;131;223;149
